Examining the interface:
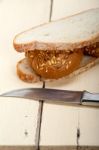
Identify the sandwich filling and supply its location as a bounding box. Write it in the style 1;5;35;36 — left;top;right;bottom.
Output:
25;50;83;79
84;42;99;57
25;42;99;79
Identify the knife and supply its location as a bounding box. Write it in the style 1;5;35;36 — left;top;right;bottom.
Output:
0;88;99;107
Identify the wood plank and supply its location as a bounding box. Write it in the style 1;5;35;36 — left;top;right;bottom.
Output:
0;146;35;150
0;97;39;146
0;0;51;148
0;146;99;150
40;146;99;150
52;0;99;20
40;103;78;146
79;107;99;146
40;146;77;150
0;0;51;93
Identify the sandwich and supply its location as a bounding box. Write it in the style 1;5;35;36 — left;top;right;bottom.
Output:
13;8;99;83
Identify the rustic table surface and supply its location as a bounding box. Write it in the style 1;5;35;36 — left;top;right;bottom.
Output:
0;0;99;150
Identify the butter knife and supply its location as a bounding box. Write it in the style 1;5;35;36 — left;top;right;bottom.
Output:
0;88;99;107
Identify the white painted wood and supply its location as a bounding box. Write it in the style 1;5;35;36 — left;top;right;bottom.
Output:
0;97;39;145
79;107;99;146
40;103;78;146
0;0;50;146
0;0;50;93
52;0;99;20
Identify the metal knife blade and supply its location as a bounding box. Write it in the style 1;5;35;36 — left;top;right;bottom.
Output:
0;88;99;106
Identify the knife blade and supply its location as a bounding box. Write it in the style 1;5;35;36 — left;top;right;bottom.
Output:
0;88;99;107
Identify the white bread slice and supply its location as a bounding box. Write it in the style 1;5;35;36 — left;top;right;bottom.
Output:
17;57;99;83
17;58;40;83
13;8;99;52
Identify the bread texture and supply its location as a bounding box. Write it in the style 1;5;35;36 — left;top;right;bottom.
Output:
17;58;40;83
13;8;99;52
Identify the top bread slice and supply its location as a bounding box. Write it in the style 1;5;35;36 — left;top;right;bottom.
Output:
13;8;99;52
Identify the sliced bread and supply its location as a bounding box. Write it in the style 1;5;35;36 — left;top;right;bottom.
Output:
13;8;99;52
17;58;40;83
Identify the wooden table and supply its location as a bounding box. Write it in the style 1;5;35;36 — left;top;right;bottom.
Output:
0;0;99;149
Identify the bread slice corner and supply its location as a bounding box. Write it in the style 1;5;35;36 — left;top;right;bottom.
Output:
17;58;40;83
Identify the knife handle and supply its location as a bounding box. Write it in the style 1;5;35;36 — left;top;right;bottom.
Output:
82;91;99;107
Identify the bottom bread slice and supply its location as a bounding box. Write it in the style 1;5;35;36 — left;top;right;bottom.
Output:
17;58;40;83
17;57;99;83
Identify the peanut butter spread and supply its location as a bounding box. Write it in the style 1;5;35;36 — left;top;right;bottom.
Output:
24;42;99;79
84;42;99;57
25;50;83;79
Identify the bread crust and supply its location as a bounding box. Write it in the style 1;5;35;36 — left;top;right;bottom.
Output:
13;35;99;52
17;58;40;83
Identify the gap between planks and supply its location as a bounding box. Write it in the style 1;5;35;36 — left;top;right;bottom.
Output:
35;0;54;149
